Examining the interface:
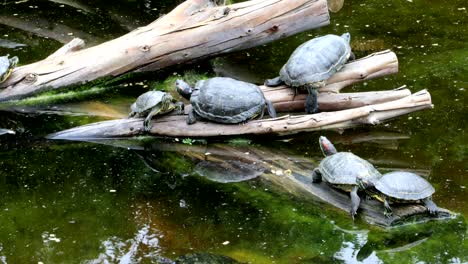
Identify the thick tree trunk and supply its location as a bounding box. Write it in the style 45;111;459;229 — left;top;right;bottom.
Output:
0;0;330;101
47;89;433;139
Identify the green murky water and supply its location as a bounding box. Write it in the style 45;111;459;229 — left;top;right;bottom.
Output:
0;0;467;263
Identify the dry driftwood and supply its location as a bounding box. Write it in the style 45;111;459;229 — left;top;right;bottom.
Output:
0;0;330;101
47;89;433;139
79;139;454;227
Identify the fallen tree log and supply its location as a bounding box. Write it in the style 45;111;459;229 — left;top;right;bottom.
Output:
47;89;433;139
75;138;455;227
0;0;330;101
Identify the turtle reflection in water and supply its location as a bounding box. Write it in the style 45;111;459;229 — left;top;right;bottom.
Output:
265;33;353;114
176;77;276;125
129;90;184;132
173;252;241;264
312;136;382;219
357;171;439;218
0;55;19;83
194;159;264;183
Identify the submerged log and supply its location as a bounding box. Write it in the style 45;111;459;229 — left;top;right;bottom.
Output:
47;89;433;139
78;138;455;227
0;0;330;101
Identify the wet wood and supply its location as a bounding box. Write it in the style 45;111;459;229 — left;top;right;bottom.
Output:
83;139;455;227
0;0;330;101
47;89;433;139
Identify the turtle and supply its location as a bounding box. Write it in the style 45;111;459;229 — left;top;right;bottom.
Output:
265;33;353;114
356;171;438;218
129;90;184;132
175;77;277;125
312;136;382;219
0;55;19;83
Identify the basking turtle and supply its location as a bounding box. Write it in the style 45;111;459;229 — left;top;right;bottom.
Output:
357;171;438;218
129;90;183;132
265;33;353;114
175;77;276;125
312;136;382;219
0;55;19;83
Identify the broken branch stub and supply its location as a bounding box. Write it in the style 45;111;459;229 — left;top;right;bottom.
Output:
0;0;330;101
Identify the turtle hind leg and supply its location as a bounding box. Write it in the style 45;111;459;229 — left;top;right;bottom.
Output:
311;168;322;183
264;76;284;87
305;85;319;114
265;100;277;118
174;101;185;115
350;186;361;220
422;197;439;215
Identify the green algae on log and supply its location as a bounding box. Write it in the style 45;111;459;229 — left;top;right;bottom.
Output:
67;139;456;227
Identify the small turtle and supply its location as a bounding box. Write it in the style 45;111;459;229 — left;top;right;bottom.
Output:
312;136;382;219
265;33;353;114
175;77;276;125
0;55;19;83
129;90;183;132
357;171;438;218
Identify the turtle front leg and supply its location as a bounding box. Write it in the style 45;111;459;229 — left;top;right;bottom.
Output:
311;168;322;183
305;85;319;114
143;107;161;132
422;197;439;215
186;109;200;125
350;186;361;220
383;198;393;218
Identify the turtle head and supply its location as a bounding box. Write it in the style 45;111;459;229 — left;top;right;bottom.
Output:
341;32;351;43
319;136;337;156
9;55;19;67
175;79;193;100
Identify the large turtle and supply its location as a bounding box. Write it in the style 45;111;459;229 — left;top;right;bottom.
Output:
129;90;183;132
265;33;353;114
357;171;438;218
312;136;382;219
175;77;276;125
0;55;19;83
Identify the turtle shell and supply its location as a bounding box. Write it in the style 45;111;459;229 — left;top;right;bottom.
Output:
0;55;18;82
319;152;381;186
279;33;351;87
130;91;168;115
191;77;266;123
375;171;435;201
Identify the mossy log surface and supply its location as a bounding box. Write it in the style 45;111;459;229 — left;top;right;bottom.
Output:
0;0;330;101
83;139;456;227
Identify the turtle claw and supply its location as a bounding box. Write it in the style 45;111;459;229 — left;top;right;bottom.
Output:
143;119;152;132
384;211;393;218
